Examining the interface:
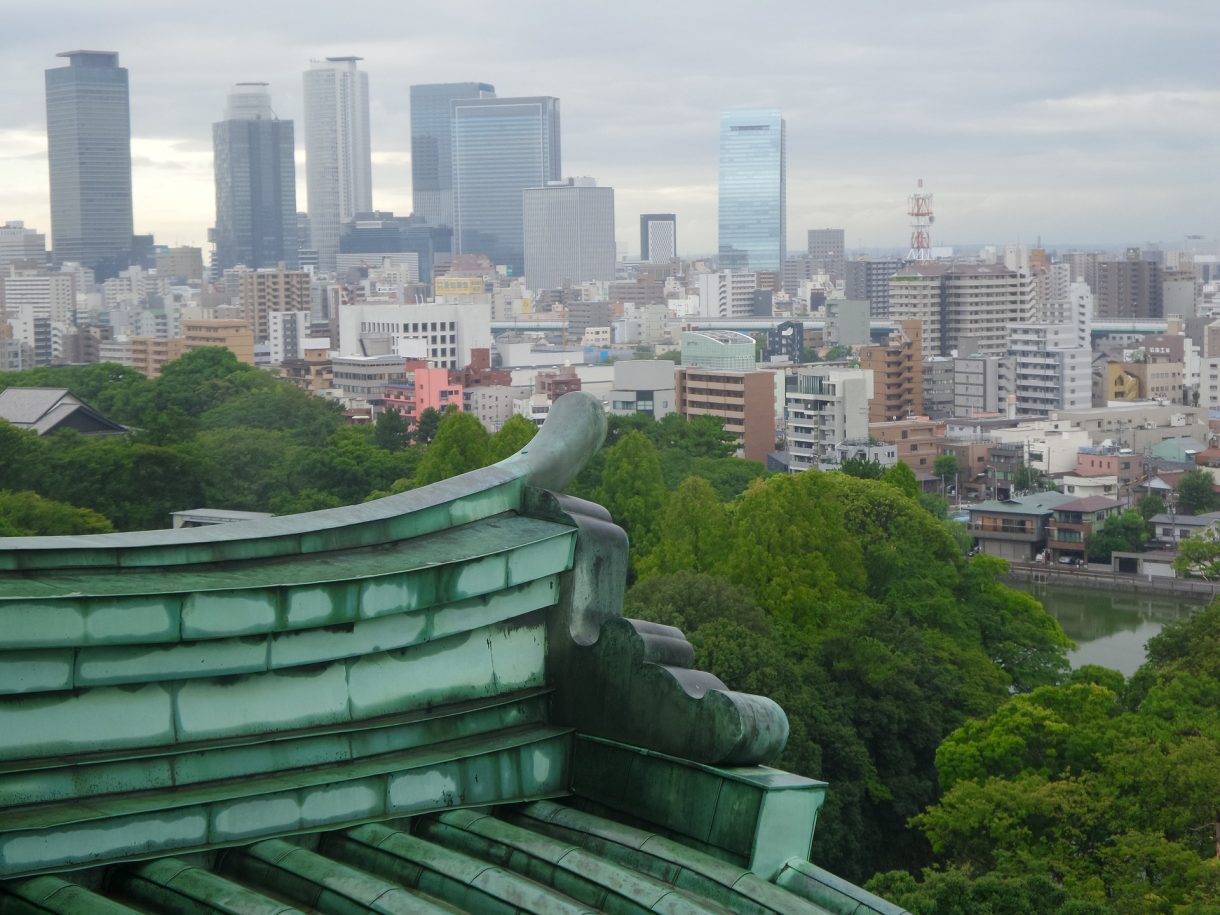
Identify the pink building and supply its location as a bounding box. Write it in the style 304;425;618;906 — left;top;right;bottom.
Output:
1074;447;1139;486
382;361;464;424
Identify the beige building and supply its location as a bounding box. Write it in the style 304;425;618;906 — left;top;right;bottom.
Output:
890;263;1034;358
129;336;186;378
869;416;946;473
675;367;775;464
182;319;256;365
154;246;205;284
238;265;310;340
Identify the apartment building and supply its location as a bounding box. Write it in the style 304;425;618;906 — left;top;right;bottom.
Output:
784;366;872;471
676;367;775;464
858;320;923;423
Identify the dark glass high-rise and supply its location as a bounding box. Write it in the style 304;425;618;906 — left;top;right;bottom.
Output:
451;97;561;277
212;83;298;272
45;50;134;279
409;82;495;229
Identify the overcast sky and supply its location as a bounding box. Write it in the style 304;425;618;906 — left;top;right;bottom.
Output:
2;0;1217;258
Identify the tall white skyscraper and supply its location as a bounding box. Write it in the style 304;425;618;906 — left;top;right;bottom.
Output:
303;57;372;273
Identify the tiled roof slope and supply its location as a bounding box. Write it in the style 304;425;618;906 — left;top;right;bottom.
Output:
0;801;904;914
0;392;907;913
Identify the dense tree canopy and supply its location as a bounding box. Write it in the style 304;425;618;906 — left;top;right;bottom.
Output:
867;605;1220;912
1176;467;1220;515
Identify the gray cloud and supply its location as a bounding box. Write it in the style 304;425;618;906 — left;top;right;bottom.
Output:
1;0;1218;253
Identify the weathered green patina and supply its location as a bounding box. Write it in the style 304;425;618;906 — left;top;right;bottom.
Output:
0;392;907;913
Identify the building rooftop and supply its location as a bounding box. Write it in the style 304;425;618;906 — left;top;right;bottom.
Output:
970;491;1078;515
1054;496;1124;514
0;387;126;436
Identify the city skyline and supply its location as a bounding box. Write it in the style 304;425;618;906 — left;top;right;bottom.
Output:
1;0;1218;256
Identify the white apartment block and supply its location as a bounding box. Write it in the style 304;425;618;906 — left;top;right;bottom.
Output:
953;355;1014;416
1008;323;1091;418
891;263;1034;359
268;310;311;365
337;300;492;370
785;365;873;471
696;271;757;319
3;269;75;325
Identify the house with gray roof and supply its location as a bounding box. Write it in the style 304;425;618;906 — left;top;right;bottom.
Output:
967;490;1078;561
0;387;126;436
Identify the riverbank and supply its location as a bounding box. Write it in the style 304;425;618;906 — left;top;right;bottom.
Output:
1005;561;1220;598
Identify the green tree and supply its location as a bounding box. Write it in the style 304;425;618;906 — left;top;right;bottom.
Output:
637;476;731;578
881;461;920;500
1172;527;1220;580
0;490;114;535
594;431;667;565
488;414;537;462
1086;509;1148;563
412;411;491;487
839;457;884;480
1012;463;1046;494
1135;493;1165;521
412;406;445;445
1176;467;1220;515
372;407;412;452
933;452;959;481
198;383;342;443
725;470;867;630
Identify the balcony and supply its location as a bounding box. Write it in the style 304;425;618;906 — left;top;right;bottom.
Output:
968;521;1039;542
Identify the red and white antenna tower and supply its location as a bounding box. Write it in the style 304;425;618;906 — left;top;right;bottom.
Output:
907;178;935;262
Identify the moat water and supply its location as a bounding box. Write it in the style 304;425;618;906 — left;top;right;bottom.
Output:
1012;582;1207;678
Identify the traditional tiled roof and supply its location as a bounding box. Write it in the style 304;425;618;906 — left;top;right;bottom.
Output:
0;387;126;435
0;392;906;913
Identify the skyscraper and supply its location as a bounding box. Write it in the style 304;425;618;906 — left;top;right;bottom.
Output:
303;57;372;273
410;82;495;229
44;50;134;279
807;228;845;280
452;96;561;276
639;213;676;263
718;109;785;273
523;178;615;291
212;83;297;272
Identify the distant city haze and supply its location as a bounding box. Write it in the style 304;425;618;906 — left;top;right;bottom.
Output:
1;0;1217;255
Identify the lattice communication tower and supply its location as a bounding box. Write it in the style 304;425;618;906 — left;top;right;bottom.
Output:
907;178;935;262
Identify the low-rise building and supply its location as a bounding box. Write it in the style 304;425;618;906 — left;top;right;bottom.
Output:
607;360;676;419
677;367;775;464
968;491;1077;561
1046;496;1124;563
181;319;255;365
382;362;464;424
869;416;945;473
129;336;186;379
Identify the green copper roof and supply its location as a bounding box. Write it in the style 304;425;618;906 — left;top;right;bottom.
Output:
0;392;907;912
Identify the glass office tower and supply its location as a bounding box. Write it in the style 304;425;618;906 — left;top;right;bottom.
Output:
718;109;786;273
410;82;495;229
452;97;561;276
45;50;134;278
212;83;298;272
